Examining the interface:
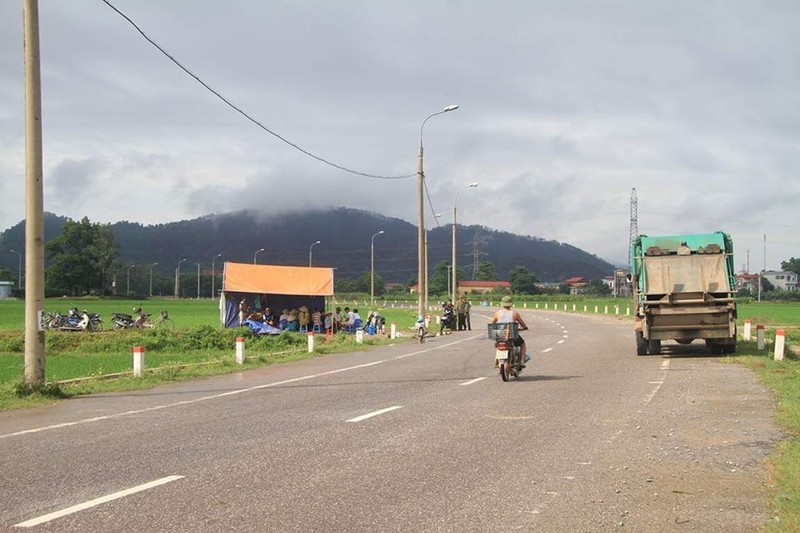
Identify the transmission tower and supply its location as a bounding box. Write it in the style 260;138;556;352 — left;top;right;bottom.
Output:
628;187;638;271
471;229;485;280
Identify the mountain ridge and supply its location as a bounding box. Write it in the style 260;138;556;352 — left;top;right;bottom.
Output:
0;208;616;284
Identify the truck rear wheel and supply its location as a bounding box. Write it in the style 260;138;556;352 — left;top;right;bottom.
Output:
636;331;648;356
647;339;661;355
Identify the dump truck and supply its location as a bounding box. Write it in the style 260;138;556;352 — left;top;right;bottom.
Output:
630;231;737;355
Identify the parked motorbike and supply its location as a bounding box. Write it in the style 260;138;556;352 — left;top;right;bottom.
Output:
58;307;103;332
415;316;427;343
112;307;150;330
488;322;527;382
439;309;456;335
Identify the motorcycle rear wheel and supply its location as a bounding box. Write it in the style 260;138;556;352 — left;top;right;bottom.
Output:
88;320;103;333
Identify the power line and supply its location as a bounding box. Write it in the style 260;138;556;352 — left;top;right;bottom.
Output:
100;0;414;181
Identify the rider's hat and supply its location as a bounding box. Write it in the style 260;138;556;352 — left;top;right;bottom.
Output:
501;295;513;308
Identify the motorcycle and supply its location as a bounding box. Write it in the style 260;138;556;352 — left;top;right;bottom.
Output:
58;308;103;332
415;316;427;343
439;308;456;335
112;307;150;330
488;322;527;382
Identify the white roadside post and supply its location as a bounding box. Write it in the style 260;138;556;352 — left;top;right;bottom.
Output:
133;346;144;377
757;324;765;350
355;329;364;344
390;322;397;339
774;329;786;361
743;319;752;341
235;337;245;364
307;332;315;353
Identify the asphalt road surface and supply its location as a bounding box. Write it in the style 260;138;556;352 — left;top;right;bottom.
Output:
0;310;783;532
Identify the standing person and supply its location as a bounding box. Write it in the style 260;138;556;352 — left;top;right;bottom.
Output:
456;297;467;331
491;296;529;368
333;307;343;333
238;297;249;327
464;298;472;330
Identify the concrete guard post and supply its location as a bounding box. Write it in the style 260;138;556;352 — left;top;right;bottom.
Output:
133;346;144;377
355;329;364;344
604;305;609;314
390;322;397;339
307;332;314;353
743;319;752;341
774;329;785;361
235;337;245;365
757;324;765;350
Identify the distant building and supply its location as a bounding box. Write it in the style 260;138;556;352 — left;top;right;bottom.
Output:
457;280;511;295
736;273;760;293
0;281;13;299
564;276;588;295
761;270;798;291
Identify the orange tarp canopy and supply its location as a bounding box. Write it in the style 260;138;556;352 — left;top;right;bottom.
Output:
223;262;333;296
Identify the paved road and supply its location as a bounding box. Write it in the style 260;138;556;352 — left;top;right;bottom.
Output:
0;311;783;532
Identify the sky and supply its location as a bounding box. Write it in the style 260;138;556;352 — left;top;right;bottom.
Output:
1;0;798;270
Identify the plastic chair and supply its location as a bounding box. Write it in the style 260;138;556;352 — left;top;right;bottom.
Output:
312;323;322;333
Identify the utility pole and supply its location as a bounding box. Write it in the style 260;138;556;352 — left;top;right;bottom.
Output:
23;0;45;386
629;187;638;274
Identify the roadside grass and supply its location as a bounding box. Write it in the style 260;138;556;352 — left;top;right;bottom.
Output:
731;343;800;532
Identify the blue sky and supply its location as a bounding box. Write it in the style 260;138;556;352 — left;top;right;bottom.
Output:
1;1;798;269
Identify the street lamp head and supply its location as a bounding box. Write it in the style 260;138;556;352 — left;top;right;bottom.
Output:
312;240;321;245
443;104;459;112
257;248;265;253
378;230;384;235
469;182;478;188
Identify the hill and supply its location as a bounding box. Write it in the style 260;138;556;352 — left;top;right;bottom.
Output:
0;208;615;284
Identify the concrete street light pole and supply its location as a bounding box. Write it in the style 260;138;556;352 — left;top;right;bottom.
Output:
126;264;135;295
22;0;46;385
425;213;442;311
149;263;158;297
174;258;186;297
9;250;22;291
211;253;222;299
452;182;479;304
254;248;265;265
417;104;458;317
308;240;321;267
195;262;201;298
371;230;384;305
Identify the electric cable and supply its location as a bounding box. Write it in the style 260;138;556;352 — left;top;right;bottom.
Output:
100;0;415;180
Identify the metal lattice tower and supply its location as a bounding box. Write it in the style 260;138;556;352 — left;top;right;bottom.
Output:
628;187;638;271
471;229;485;280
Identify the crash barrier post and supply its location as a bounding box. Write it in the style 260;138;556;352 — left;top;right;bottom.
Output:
774;329;785;361
604;305;608;314
535;303;539;309
615;306;619;315
757;324;765;350
133;346;144;377
523;302;527;308
236;337;245;364
583;305;587;312
743;319;752;341
390;322;397;339
594;305;598;313
563;304;567;311
626;307;630;316
356;329;364;344
572;304;576;311
307;332;315;353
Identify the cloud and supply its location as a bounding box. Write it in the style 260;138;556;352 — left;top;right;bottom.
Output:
1;1;799;271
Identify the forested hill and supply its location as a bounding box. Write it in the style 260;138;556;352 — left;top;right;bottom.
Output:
0;208;615;283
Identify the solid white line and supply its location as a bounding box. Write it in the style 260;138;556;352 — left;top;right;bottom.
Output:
346;406;403;423
557;340;565;344
542;348;553;353
14;475;184;528
562;334;569;338
460;377;487;386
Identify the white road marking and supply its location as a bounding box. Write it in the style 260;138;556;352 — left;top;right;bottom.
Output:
644;360;670;405
14;475;184;528
2;336;484;441
346;406;403;423
562;334;569;338
557;340;565;344
460;377;487;386
541;348;553;353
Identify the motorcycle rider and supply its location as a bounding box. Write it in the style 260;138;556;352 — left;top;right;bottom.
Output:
491;295;529;368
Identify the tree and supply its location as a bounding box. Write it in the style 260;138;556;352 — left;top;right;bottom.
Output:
474;261;498;281
45;217;119;296
429;261;451;295
586;279;612;296
761;276;775;292
509;266;541;295
781;257;800;276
